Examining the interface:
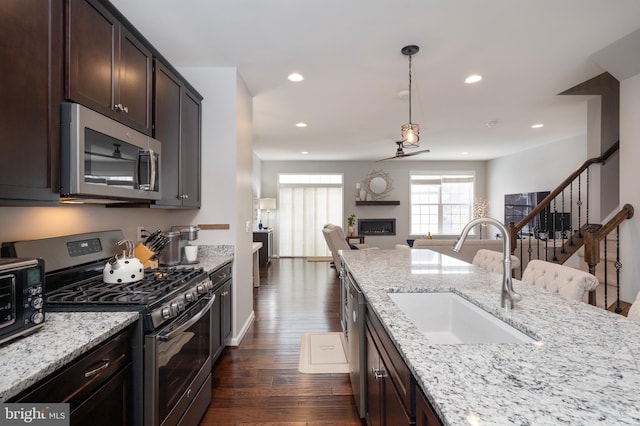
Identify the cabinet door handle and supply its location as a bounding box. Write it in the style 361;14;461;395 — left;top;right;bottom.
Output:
84;359;110;378
114;104;129;113
372;367;387;380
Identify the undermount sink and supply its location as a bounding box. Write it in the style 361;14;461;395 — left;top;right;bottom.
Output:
388;292;535;344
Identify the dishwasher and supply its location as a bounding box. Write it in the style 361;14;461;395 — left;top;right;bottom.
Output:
345;269;366;418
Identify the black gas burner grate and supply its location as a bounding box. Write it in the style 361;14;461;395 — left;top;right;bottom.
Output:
46;266;204;306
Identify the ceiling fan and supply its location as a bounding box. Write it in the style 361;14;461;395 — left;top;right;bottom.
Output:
376;141;430;161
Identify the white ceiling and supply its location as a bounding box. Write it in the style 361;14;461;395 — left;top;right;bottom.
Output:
111;0;640;162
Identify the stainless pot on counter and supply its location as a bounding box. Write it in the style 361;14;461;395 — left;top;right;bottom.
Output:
158;231;181;266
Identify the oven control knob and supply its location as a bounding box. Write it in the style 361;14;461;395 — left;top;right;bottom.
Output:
197;284;205;294
177;300;185;312
185;291;194;302
162;306;171;319
170;302;179;317
31;297;43;310
31;312;44;324
29;286;42;296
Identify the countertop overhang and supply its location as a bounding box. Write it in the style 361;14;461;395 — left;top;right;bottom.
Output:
341;248;640;425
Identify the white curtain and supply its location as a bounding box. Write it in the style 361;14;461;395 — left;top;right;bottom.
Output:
278;184;343;257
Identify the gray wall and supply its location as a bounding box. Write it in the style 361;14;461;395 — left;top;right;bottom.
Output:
260;160;487;250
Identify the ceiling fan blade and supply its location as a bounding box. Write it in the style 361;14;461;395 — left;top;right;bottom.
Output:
377;148;430;161
375;154;400;162
376;141;429;161
400;148;431;157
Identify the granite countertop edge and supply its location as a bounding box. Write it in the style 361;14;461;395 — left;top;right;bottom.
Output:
0;311;139;402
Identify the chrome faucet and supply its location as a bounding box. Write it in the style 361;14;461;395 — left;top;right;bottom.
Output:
453;217;522;309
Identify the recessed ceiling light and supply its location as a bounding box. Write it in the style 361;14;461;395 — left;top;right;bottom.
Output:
295;122;307;128
464;74;483;84
301;151;309;155
531;123;544;129
288;73;304;82
461;151;469;155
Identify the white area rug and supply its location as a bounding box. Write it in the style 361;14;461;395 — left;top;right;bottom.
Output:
298;332;349;374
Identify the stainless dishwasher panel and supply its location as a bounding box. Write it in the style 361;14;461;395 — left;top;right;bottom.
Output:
346;271;366;418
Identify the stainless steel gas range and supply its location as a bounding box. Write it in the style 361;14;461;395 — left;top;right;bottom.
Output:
2;230;214;426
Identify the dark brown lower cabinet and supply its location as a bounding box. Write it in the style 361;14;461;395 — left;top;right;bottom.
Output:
210;262;233;362
365;313;413;426
416;386;443;426
12;326;134;425
68;363;132;425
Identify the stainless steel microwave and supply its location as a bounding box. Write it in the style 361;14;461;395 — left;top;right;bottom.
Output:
60;103;161;202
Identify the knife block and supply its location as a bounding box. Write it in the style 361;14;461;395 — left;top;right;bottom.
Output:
134;243;156;269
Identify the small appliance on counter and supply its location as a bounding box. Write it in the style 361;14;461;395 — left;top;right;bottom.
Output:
159;225;200;265
0;258;45;346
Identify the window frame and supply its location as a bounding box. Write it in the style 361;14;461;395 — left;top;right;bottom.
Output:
409;171;476;237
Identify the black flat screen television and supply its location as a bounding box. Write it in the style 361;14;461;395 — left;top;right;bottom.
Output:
504;191;550;236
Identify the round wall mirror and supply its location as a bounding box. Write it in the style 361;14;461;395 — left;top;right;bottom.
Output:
369;177;387;194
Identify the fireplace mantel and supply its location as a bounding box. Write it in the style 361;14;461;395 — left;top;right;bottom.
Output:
356;200;400;206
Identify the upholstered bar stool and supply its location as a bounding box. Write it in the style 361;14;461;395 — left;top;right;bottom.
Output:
520;259;599;303
627;292;640;322
471;249;520;273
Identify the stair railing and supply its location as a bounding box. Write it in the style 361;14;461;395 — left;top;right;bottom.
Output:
508;140;620;272
583;204;634;309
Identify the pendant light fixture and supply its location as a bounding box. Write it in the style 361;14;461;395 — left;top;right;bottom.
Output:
400;45;420;148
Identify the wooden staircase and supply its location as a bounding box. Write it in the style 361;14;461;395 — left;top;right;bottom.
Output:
507;141;634;309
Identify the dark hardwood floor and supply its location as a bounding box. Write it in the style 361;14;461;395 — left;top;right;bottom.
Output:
200;258;364;426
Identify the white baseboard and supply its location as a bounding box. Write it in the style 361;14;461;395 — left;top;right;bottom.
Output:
229;310;255;346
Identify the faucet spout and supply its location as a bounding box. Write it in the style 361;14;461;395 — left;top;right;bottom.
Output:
453;217;522;309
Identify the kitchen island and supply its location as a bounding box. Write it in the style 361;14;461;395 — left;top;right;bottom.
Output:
341;248;640;425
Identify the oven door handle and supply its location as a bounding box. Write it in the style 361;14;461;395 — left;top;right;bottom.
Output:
157;295;215;342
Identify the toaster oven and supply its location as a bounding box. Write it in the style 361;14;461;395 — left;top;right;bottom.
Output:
0;258;45;345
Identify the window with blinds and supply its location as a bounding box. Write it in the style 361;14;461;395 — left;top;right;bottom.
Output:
410;172;475;235
278;173;343;257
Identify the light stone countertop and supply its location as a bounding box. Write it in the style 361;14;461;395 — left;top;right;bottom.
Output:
0;311;139;402
340;248;640;425
188;244;234;274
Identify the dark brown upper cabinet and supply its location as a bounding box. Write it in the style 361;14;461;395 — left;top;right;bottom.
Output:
65;0;152;135
0;0;63;205
153;61;201;208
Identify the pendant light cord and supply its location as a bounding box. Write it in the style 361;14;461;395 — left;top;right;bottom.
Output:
408;54;413;124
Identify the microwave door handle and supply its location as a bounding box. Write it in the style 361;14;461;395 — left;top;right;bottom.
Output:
148;148;156;192
136;150;143;190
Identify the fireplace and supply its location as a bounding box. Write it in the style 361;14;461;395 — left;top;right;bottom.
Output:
358;219;396;236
